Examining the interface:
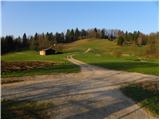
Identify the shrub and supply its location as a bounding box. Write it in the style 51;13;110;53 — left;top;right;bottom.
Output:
117;36;125;45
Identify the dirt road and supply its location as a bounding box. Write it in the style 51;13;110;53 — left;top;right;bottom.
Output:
2;56;158;118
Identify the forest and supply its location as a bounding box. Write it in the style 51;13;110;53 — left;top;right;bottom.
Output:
1;28;158;56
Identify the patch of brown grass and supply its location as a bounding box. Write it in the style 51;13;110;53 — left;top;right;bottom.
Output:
1;61;56;72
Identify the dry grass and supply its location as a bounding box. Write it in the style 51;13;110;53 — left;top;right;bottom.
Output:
1;61;56;72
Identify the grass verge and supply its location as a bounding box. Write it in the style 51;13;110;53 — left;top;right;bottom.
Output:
121;83;159;116
1;100;54;119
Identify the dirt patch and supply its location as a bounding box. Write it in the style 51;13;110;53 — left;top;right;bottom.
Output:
1;61;56;72
84;48;91;53
2;79;24;84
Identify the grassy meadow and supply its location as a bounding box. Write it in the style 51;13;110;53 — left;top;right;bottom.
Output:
1;39;158;77
65;39;158;76
1;51;80;78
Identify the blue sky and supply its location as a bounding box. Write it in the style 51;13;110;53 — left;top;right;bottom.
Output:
2;1;158;37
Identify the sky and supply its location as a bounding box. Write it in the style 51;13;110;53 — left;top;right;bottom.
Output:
1;1;159;37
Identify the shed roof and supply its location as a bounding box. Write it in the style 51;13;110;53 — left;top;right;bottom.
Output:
42;48;55;51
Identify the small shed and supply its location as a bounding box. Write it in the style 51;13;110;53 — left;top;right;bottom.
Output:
39;48;56;55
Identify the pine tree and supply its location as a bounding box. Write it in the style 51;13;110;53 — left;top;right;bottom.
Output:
22;33;28;49
101;29;106;39
75;28;80;40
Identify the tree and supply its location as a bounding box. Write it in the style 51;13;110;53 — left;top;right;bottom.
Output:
29;36;35;50
3;36;12;53
65;29;71;42
22;33;27;48
60;32;65;43
65;29;75;42
101;29;106;39
80;29;87;39
87;29;96;38
32;33;39;51
22;33;29;49
117;36;125;46
14;36;22;51
75;28;80;40
55;32;61;43
47;32;56;45
37;33;50;49
87;28;101;38
1;37;6;54
70;29;75;41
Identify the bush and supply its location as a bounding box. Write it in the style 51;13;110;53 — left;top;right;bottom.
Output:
117;36;124;45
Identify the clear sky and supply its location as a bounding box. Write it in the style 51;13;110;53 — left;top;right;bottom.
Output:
2;1;158;37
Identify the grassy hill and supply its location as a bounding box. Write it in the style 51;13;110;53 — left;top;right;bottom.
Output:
2;39;158;77
64;39;158;75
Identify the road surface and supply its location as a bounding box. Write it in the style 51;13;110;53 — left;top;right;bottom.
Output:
2;56;158;118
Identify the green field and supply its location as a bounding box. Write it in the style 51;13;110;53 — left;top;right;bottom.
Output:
65;39;158;76
1;39;158;77
1;51;80;78
2;51;69;62
75;53;158;75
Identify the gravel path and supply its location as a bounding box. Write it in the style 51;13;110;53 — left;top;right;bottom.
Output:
2;56;158;118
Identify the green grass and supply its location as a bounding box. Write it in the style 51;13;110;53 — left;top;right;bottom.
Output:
1;51;80;78
65;39;153;59
64;39;158;76
1;39;158;77
2;51;68;62
121;84;159;116
1;100;54;119
75;53;158;75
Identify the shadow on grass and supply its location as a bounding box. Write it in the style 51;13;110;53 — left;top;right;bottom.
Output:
121;84;159;116
1;100;55;119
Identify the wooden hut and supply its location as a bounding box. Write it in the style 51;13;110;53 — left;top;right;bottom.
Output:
39;48;56;55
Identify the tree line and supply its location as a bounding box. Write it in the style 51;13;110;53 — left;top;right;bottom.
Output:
1;28;120;54
117;31;159;58
1;28;158;55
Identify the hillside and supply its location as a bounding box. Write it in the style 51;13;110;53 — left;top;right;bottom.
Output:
1;39;158;76
64;39;158;75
